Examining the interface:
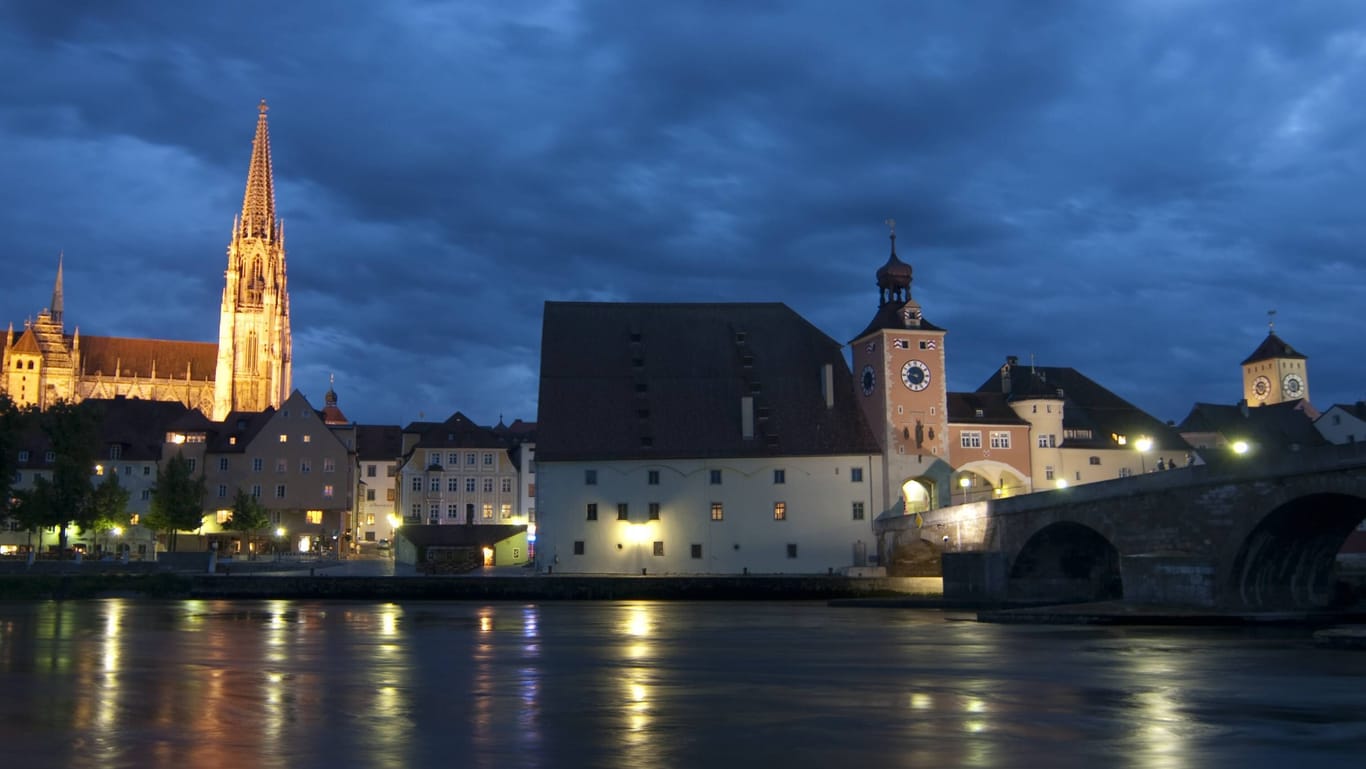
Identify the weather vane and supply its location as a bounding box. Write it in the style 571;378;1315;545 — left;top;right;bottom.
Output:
885;218;896;237
1268;309;1276;332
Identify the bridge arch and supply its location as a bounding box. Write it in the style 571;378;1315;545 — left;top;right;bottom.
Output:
1224;491;1366;610
1008;521;1122;603
952;460;1030;502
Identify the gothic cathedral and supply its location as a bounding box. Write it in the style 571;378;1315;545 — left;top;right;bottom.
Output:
1;101;293;420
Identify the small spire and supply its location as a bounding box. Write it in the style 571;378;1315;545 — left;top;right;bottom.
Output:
1267;309;1277;333
51;252;64;325
885;218;897;255
239;99;278;241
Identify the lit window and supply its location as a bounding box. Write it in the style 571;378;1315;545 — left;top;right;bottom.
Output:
773;502;786;521
366;513;375;525
500;503;511;519
710;502;724;521
303;435;311;443
386;489;394;502
307;510;323;524
482;503;493;519
279;434;287;443
323;485;334;498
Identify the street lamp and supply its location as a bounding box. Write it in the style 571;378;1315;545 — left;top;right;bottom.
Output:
958;475;972;504
275;527;286;561
1135;436;1153;473
1231;440;1250;456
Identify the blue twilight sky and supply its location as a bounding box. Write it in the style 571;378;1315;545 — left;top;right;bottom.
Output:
1;1;1363;428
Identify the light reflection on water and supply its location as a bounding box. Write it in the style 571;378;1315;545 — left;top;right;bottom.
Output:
0;601;1363;769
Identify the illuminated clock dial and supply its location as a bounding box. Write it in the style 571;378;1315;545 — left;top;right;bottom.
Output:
901;360;931;392
1252;376;1270;400
860;365;876;396
1282;373;1304;398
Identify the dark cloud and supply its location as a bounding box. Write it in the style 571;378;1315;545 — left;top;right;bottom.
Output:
2;0;1365;427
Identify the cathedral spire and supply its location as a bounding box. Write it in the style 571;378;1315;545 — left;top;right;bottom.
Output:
51;252;64;324
239;99;277;241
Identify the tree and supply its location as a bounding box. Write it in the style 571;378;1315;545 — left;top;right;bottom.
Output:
85;472;131;555
12;476;59;556
28;401;103;555
0;395;22;521
146;451;206;552
223;488;270;558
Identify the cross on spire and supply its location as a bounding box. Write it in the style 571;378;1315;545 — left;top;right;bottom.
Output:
1268;309;1277;332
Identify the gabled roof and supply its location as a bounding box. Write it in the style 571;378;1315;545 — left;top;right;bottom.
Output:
978;363;1190;452
404;411;508;450
208;407;276;452
1241;332;1306;365
87;397;194;462
946;391;1029;425
1178;400;1326;449
850;301;944;342
356;424;402;462
538;301;881;462
79;335;218;380
1320;402;1366;422
10;327;41;355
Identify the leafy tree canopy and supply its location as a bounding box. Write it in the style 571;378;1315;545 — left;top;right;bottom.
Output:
146;451;206;550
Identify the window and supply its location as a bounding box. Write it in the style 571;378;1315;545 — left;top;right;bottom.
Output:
617;503;629;521
709;469;722;485
773;502;786;521
217;484;228;498
186;458;197;472
303;435;312;443
448;452;459;466
386;489;395;502
647;470;660;485
1038;435;1049;448
428;451;441;467
573;541;585;555
774;469;786;484
586;503;598;521
367;464;377;478
141;489;152;501
276;458;287;473
786;544;798;559
990;432;1011;449
1049;434;1057;448
585;469;597;485
17;450;29;462
1075;471;1081;482
216;510;231;525
1118;468;1132;478
483;478;494;493
301;460;311;474
850;467;863;482
367;514;375;525
448;477;459;492
653;541;664;557
448;504;459;519
411;477;422;491
501;477;512;493
483;453;494;466
366;489;376;502
648;503;660;520
430;503;440;520
710;502;724;521
323;485;334;498
275;484;286;498
429;478;440;492
1089;456;1101;466
691;544;702;559
466;478;476;493
123;466;131;476
960;431;982;449
252;458;263;472
467;453;477;465
1045;466;1055;481
482;503;493;519
501;503;512;519
323;458;335;473
279;434;287;443
251;485;261;498
852;501;865;520
218;457;229;471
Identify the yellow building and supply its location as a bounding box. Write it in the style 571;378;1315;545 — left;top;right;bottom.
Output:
2;101;292;420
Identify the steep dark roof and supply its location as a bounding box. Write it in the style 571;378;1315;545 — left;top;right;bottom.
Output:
87;398;193;461
978;363;1190;452
405;411;508;450
80;335;218;380
1177;401;1325;449
850;301;943;342
538;302;881;462
946;392;1029;425
208;408;277;452
1241;332;1306;365
356;424;402;462
1324;402;1366;421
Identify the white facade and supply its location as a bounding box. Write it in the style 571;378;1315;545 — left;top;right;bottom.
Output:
357;458;398;545
1315;406;1366;445
397;448;522;527
538;453;883;575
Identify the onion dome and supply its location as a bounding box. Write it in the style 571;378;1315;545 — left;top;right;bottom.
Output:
876;223;912;305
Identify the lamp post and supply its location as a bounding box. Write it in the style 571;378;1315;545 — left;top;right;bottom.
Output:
1135;436;1153;473
1231;440;1249;456
275;526;286;562
958;475;972;504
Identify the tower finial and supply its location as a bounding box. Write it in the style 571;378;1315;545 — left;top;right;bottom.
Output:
885;218;896;253
1267;309;1276;333
239;99;278;241
51;251;64;325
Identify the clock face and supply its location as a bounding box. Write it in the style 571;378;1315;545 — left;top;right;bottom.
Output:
860;365;876;396
901;360;931;392
1252;376;1270;400
1282;373;1304;398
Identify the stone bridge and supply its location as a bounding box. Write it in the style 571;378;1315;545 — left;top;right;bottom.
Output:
875;443;1366;610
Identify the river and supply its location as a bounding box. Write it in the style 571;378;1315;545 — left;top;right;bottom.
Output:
0;600;1362;768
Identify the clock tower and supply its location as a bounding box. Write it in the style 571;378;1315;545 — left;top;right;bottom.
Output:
1241;314;1309;407
850;222;951;517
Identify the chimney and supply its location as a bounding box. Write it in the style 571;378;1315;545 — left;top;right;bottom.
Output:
741;396;754;440
1001;356;1013;395
1239;398;1249;417
821;364;834;409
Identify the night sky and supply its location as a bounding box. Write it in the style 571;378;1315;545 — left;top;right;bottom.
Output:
2;1;1363;428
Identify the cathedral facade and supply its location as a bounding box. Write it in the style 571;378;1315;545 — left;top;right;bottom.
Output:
2;101;292;420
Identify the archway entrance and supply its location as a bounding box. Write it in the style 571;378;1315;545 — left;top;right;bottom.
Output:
901;479;934;515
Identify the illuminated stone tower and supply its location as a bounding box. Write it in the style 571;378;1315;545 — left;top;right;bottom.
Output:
849;222;951;516
1241;312;1308;407
213;100;292;420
